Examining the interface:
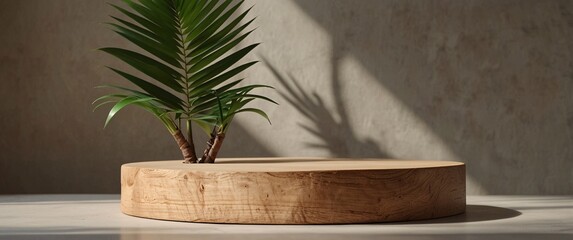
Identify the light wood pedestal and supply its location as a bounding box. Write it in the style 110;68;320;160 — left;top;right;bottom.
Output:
121;158;465;224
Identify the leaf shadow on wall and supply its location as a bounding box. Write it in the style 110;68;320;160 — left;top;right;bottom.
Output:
293;0;573;194
263;57;388;158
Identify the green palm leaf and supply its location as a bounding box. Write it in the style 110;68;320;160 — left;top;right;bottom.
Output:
189;8;254;59
188;44;259;82
107;67;185;110
104;96;157;127
231;108;272;124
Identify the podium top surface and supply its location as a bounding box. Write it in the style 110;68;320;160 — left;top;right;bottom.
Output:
122;158;464;172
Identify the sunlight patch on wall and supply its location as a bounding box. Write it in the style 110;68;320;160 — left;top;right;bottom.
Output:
339;55;487;194
338;56;454;159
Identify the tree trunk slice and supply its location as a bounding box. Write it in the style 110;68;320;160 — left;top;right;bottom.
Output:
121;158;465;224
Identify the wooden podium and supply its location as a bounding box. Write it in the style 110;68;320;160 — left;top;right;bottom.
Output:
121;158;465;224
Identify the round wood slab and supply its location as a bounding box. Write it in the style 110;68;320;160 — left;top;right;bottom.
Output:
121;158;465;224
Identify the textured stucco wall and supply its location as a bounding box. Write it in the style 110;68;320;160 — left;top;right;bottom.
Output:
0;0;572;194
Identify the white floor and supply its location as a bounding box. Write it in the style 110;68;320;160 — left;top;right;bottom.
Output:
0;195;571;240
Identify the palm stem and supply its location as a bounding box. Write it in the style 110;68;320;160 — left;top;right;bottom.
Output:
159;113;195;163
204;132;225;163
199;127;218;163
173;129;195;164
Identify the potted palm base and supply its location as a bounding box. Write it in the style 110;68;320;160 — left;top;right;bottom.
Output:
96;0;465;224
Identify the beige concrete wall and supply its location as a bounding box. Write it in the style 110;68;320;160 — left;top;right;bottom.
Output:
1;0;572;194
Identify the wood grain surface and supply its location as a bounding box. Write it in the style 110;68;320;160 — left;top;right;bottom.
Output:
121;158;465;224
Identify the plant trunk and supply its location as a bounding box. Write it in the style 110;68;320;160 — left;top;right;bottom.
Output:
199;128;217;163
203;133;225;163
172;130;197;163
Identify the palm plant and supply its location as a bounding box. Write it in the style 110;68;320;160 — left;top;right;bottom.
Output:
93;0;275;163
